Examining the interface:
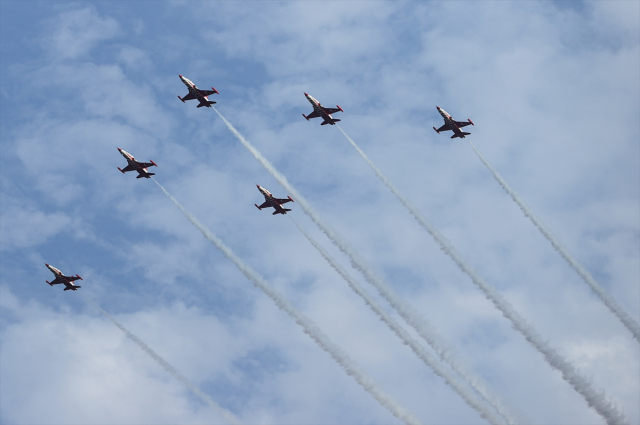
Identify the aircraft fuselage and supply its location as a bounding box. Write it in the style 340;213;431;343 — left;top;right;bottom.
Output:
303;93;343;126
437;107;465;138
434;106;473;139
178;75;218;108
180;75;211;106
306;94;334;121
45;263;82;291
256;185;293;215
117;148;156;178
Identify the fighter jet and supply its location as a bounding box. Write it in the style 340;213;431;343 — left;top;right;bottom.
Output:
255;185;294;215
177;74;219;108
433;106;474;139
117;148;157;179
302;92;343;126
45;263;82;291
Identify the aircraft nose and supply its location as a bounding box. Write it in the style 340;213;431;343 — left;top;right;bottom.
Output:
304;92;308;96
436;106;440;109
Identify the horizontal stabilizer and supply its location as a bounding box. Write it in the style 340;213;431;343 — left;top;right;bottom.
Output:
196;101;217;108
136;173;155;179
64;286;80;291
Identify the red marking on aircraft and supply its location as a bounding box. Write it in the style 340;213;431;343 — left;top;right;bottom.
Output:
433;106;474;139
302;92;343;126
178;74;218;108
117;148;157;179
255;185;294;215
45;263;83;291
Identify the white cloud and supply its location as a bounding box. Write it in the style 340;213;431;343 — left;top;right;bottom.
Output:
0;203;72;250
43;7;120;61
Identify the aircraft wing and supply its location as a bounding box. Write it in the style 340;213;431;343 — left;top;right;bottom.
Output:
323;107;341;114
181;92;197;101
305;110;321;119
199;89;217;96
276;198;292;205
436;124;450;132
65;275;81;282
48;277;64;285
257;201;270;209
121;164;137;173
454;121;472;128
137;162;155;168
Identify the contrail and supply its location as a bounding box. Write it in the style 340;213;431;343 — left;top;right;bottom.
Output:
468;140;640;342
213;107;518;424
80;293;242;425
290;216;508;425
152;178;421;425
337;126;628;425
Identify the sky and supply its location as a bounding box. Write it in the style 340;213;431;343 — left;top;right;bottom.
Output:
0;1;638;424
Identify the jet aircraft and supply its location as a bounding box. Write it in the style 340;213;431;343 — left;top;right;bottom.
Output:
302;93;343;126
433;106;474;139
117;148;157;179
177;75;219;108
45;263;82;291
255;185;294;215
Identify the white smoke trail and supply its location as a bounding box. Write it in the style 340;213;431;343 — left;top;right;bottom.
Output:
152;178;421;425
468;140;640;342
213;107;517;425
80;293;242;425
337;126;628;425
290;216;507;425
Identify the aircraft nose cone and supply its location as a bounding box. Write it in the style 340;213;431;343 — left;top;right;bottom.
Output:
304;92;308;96
436;106;440;109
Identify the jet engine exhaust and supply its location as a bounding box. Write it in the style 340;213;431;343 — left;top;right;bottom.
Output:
290;216;509;425
211;106;517;424
468;140;640;343
151;177;420;425
80;293;242;425
336;125;628;425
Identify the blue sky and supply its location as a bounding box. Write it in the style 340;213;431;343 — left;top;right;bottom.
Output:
1;1;638;424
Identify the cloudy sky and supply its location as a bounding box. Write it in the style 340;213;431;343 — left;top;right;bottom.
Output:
1;1;638;424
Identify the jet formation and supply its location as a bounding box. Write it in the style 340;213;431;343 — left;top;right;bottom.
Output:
47;76;473;295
